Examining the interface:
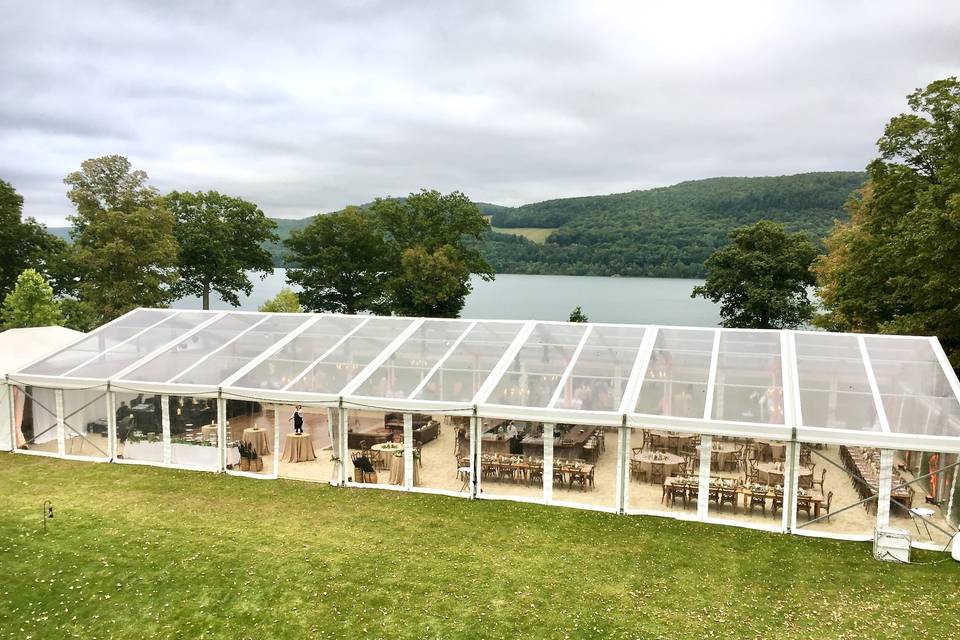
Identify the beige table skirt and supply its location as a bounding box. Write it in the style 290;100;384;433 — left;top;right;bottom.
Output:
282;433;316;463
387;453;420;485
242;427;270;456
371;443;404;470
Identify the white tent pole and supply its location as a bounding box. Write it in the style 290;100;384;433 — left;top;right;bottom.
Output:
339;405;349;485
785;440;801;533
857;336;890;433
876;449;894;529
702;330;722;421
543;423;554;503
781;330;799;532
616;422;628;514
697;434;712;520
217;395;227;472
106;389;117;460
696;331;722;520
274;404;281;477
403;412;414;490
781;331;797;427
161;395;171;465
469;412;479;499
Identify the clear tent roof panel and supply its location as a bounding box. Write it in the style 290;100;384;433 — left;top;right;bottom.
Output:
552;325;647;413
285;317;414;396
411;321;525;403
11;307;960;450
120;312;268;383
20;308;174;376
711;331;784;425
485;323;589;408
231;315;370;391
865;336;960;437
65;312;212;380
794;332;879;432
634;327;715;419
170;314;310;386
352;319;473;399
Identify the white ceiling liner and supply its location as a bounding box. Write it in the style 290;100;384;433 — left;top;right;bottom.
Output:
8;308;960;452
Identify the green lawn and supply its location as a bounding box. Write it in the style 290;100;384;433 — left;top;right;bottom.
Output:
1;454;958;639
490;226;557;244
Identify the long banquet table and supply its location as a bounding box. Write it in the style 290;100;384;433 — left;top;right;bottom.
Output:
661;476;825;517
840;445;913;513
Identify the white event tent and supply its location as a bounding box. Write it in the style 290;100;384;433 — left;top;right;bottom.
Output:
4;308;960;550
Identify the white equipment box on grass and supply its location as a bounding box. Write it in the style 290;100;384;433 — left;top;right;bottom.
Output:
874;528;911;563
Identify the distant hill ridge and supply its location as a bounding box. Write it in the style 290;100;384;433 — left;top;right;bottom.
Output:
47;171;866;278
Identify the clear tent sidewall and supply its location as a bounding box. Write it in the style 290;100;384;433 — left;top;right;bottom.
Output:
5;380;960;552
4;307;960;554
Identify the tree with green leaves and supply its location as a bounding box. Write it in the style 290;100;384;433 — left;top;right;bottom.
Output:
285;207;392;314
285;191;495;317
64;155;158;236
388;245;475;317
568;305;589;322
815;77;960;365
374;189;494;317
165;191;278;309
64;156;179;322
2;269;64;329
692;220;817;329
259;287;302;313
59;298;99;333
0;179;69;300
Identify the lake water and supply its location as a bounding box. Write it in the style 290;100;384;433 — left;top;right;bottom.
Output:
173;269;720;326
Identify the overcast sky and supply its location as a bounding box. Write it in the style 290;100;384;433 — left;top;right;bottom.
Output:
1;1;958;226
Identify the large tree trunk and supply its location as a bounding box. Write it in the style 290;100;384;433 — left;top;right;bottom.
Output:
202;282;210;310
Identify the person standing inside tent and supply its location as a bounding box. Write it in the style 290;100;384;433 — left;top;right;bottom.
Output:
507;421;522;455
289;405;305;434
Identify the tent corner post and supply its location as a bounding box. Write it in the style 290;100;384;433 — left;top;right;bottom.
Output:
616;419;629;515
543;423;554;505
106;389;117;461
470;410;479;500
784;435;800;534
876;449;894;531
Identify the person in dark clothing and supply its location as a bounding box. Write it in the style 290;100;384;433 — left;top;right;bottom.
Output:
289;405;304;434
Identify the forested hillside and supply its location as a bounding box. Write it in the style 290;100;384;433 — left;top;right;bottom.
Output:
481;172;866;277
47;172;866;278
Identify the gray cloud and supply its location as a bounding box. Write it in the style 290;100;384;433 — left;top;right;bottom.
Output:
1;0;958;225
